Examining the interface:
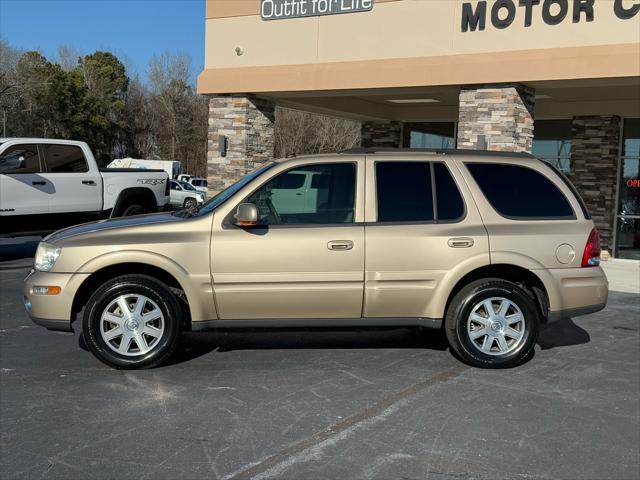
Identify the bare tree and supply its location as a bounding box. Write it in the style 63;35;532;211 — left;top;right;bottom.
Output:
56;45;81;71
145;52;207;176
275;107;361;158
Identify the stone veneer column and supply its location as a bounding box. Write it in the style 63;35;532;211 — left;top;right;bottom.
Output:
457;84;535;152
207;95;275;196
570;116;621;253
361;121;402;148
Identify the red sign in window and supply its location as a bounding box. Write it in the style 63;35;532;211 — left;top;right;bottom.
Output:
627;179;640;188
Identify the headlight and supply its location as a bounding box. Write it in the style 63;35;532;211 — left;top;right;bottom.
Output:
34;242;61;272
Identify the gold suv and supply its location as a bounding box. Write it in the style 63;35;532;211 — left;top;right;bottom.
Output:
23;149;608;369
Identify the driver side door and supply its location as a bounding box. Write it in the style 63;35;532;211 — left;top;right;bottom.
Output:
210;160;365;320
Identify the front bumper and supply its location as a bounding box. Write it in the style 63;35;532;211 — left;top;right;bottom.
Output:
23;270;90;332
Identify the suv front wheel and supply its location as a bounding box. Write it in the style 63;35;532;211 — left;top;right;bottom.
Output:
82;275;181;369
445;278;540;368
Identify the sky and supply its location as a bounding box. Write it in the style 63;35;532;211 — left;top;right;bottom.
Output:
0;0;205;83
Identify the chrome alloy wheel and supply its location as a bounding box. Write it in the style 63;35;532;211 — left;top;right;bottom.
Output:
466;297;526;356
99;294;165;356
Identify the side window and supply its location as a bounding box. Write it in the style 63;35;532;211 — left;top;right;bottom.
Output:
170;181;181;190
271;172;305;190
192;179;208;188
466;163;575;219
376;162;434;222
434;163;465;221
43;144;89;173
311;174;330;189
0;144;41;174
247;163;356;225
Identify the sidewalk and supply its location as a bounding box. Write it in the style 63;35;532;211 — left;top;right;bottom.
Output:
601;259;640;294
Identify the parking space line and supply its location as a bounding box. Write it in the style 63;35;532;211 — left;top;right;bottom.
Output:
226;364;469;480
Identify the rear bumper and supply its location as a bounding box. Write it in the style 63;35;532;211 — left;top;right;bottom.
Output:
537;266;609;323
548;302;607;323
23;270;90;332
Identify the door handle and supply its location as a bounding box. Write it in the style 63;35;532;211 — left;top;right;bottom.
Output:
448;237;474;248
31;181;46;186
82;180;96;186
327;240;354;251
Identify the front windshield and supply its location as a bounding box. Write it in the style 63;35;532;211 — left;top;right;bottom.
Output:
177;162;275;217
179;181;197;191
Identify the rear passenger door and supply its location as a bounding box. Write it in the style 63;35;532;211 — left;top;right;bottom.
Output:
0;143;50;215
40;143;101;214
363;157;490;319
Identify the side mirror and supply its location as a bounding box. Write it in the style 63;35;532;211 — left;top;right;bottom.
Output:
233;203;258;228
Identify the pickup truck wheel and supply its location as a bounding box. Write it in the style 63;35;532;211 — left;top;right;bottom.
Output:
183;198;197;209
121;204;147;216
445;279;539;369
82;275;181;369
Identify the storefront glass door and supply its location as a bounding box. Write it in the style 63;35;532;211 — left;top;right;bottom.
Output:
615;119;640;260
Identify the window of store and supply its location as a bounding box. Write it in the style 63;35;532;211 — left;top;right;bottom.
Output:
615;118;640;260
532;120;572;173
403;122;456;149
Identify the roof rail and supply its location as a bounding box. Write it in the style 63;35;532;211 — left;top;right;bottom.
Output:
339;147;536;159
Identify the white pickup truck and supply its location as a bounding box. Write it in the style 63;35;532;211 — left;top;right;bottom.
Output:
0;138;170;236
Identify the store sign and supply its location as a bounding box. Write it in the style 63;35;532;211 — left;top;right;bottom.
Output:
627;179;640;188
261;0;373;21
461;0;640;32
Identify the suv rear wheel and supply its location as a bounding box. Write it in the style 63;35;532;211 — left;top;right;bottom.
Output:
445;278;539;368
82;275;181;369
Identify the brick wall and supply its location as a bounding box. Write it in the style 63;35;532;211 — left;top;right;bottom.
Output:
207;95;275;196
457;84;535;153
570;116;621;252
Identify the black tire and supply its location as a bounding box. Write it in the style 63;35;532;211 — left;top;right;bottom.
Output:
121;204;147;216
82;275;181;369
445;278;539;369
183;198;197;209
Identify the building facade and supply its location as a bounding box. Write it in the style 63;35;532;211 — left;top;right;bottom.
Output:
198;0;640;259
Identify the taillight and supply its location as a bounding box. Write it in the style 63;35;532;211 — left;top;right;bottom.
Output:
581;228;601;267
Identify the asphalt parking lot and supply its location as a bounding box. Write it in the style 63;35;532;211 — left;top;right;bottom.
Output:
1;255;639;480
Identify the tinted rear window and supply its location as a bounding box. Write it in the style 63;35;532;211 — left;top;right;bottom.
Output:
434;163;465;221
376;162;434;222
43;144;88;173
466;163;574;219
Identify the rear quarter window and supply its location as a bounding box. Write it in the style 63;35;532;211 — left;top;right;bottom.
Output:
466;163;575;220
434;163;465;221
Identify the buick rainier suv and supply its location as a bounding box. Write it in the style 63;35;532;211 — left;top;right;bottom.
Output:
24;149;608;369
